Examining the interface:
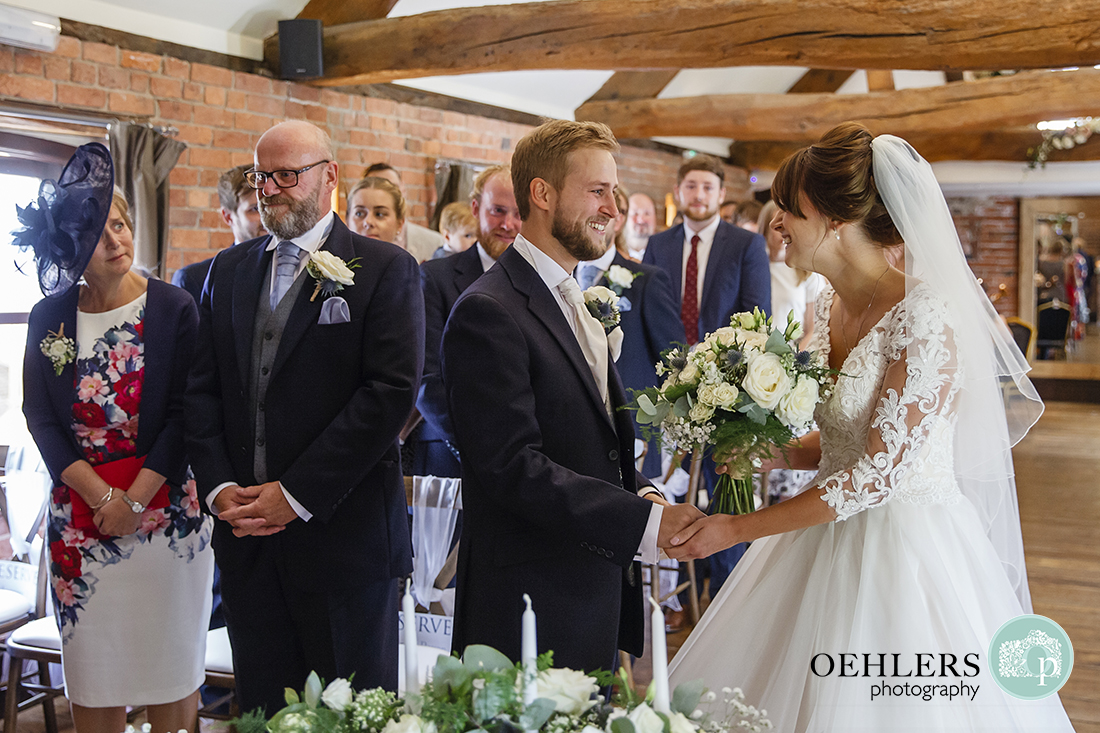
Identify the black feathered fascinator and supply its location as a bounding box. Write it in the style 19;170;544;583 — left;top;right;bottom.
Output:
11;142;115;299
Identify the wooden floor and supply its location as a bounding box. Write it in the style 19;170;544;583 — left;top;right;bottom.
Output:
9;401;1100;732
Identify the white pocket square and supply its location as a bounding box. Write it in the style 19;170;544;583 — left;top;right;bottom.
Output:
318;296;351;324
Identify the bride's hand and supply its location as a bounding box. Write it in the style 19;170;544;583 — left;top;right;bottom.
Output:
665;514;741;560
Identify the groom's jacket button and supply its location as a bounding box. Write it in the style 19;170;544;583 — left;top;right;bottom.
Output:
608;449;619;461
261;366;270;375
256;437;265;446
264;331;274;340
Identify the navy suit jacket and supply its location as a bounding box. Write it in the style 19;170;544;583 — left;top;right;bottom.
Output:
643;220;771;339
185;215;424;591
24;279;197;487
171;256;215;303
599;253;683;476
441;244;652;673
417;245;485;446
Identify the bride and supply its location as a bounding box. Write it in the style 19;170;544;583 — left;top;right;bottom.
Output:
665;123;1075;732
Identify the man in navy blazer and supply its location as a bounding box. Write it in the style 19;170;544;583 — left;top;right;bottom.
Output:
642;154;771;597
442;120;703;674
186;121;424;714
171;164;264;302
576;187;683;478
414;165;520;478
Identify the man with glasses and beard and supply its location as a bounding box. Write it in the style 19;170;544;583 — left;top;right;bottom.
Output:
642;154;770;601
186;120;424;714
441;120;704;674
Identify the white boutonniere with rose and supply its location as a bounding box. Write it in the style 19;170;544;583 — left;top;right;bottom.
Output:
306;251;360;302
40;323;76;376
604;264;641;312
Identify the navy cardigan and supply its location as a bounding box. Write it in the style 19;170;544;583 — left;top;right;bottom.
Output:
23;278;198;488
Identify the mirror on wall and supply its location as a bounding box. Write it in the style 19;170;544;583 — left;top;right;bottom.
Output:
1019;199;1099;362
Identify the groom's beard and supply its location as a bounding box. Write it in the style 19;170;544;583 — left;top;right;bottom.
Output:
552;210;607;262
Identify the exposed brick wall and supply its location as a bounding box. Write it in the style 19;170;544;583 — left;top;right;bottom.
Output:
947;196;1019;317
1;36;747;281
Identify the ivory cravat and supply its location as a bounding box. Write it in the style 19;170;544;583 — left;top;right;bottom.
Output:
271;241;304;310
557;277;610;410
681;234;700;345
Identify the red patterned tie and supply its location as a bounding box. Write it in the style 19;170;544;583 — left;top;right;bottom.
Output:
681;234;700;345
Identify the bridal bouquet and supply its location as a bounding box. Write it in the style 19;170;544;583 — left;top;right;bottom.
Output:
234;645;771;733
632;309;835;515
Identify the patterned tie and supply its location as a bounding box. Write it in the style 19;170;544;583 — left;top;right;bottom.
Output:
557;277;610;411
681;234;700;345
271;241;304;310
576;263;602;291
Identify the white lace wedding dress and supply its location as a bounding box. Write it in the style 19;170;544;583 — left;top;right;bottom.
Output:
668;284;1075;732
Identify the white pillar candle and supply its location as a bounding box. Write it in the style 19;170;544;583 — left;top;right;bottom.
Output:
522;593;538;704
649;597;670;713
403;578;419;696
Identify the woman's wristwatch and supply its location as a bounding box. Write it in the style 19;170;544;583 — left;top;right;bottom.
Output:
120;493;145;514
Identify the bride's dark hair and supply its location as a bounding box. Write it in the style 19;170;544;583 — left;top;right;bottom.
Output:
771;122;902;247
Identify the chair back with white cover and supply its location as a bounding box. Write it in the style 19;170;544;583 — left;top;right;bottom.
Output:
397;644;451;694
410;476;461;610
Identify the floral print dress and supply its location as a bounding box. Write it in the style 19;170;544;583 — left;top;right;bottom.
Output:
47;292;215;707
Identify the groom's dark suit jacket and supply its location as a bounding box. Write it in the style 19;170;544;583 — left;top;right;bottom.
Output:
442;245;653;674
602;253;684;477
416;245;486;476
643;220;772;339
185;215;423;591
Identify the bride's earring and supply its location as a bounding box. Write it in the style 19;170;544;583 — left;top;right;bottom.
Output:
834;228;840;240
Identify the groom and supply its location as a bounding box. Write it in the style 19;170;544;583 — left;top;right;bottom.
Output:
442;120;703;674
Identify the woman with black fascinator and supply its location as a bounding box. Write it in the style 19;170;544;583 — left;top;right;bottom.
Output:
17;143;213;733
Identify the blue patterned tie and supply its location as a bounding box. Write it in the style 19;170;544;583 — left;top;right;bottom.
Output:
577;264;602;291
271;241;304;310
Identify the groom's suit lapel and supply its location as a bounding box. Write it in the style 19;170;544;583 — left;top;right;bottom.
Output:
499;247;614;431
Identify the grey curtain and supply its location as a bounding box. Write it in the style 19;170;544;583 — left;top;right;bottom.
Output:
431;159;484;230
108;121;186;278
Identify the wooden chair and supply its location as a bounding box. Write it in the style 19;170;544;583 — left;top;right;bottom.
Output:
1004;317;1035;360
1036;300;1072;360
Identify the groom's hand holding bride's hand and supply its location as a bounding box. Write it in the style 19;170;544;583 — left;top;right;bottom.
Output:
657;503;706;548
665;514;740;560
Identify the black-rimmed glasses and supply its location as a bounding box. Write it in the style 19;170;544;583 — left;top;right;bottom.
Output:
245;160;329;189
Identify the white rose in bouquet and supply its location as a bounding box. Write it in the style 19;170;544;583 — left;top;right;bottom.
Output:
627;703;665;733
697;383;720;407
712;326;739;347
679;362;700;384
737;312;757;329
777;374;818;429
668;711;698;733
309;251;356;285
321;677;354;711
688;400;714;422
712;382;740;409
734;329;769;351
382;714;437;733
536;668;599;715
743;351;791;410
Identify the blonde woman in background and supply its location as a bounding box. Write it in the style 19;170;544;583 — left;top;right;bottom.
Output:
347;176;406;244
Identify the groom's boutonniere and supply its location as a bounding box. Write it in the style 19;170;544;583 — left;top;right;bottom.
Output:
40;323;76;376
583;285;621;333
604;264;641;312
307;251;361;302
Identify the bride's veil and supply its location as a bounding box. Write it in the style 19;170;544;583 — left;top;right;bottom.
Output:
871;134;1043;611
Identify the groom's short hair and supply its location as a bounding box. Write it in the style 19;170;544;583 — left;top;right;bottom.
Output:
512;120;619;220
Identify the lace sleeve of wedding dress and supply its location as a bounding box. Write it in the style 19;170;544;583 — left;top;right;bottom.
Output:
818;287;962;520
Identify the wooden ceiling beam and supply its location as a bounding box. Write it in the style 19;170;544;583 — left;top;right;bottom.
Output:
729;130;1100;169
584;70;679;103
786;69;854;94
576;68;1100;141
296;0;398;26
865;70;895;91
307;0;1100;87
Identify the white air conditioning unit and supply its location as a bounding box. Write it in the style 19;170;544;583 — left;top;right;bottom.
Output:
0;2;60;53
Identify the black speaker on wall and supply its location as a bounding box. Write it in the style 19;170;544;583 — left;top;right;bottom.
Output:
278;19;323;80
